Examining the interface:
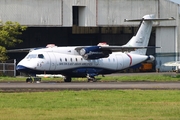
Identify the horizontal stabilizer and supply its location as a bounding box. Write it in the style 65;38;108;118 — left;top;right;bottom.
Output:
124;17;175;22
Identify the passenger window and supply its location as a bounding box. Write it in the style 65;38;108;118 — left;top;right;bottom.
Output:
60;58;62;62
65;58;67;62
38;54;44;59
108;58;110;62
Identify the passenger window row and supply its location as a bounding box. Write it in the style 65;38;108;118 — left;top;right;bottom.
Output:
60;57;83;62
59;58;115;62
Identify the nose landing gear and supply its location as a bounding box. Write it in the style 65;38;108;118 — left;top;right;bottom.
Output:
26;77;33;83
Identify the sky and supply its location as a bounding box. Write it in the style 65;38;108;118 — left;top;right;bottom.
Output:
170;0;180;4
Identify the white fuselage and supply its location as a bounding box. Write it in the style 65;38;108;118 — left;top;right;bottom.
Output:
17;46;148;76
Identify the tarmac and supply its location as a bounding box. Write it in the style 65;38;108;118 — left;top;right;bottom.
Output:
0;72;180;92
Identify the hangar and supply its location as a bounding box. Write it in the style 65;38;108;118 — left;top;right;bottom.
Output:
0;0;179;72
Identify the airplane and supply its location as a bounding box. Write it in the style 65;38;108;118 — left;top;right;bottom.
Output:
163;61;180;72
11;14;175;83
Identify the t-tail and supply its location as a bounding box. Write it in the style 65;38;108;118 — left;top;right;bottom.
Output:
123;14;175;55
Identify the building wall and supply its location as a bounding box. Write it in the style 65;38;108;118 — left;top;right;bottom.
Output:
97;0;158;26
155;0;179;71
0;0;177;27
159;0;178;26
0;0;63;26
62;0;96;26
156;27;176;71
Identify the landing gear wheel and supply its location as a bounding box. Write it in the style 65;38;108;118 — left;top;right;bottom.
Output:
26;77;33;83
88;79;93;82
34;77;41;83
92;78;97;82
87;76;96;82
64;76;72;82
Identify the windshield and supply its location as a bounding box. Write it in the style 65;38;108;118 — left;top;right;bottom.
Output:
26;54;37;59
26;54;44;59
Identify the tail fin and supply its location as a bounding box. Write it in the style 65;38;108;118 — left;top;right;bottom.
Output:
123;14;175;55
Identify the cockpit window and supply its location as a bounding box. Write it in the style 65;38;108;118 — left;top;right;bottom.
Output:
26;54;44;59
38;54;44;59
26;54;37;59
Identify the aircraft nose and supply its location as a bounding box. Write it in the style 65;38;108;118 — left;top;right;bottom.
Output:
16;65;28;72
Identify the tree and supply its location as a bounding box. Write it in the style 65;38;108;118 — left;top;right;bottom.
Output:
0;20;27;61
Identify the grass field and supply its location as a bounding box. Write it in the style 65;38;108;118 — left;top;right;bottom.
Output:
0;73;180;119
0;90;180;120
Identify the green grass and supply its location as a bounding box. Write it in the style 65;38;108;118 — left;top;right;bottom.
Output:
0;72;180;82
98;74;180;82
0;90;180;120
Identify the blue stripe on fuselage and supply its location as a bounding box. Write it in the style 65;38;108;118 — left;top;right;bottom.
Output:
16;65;118;77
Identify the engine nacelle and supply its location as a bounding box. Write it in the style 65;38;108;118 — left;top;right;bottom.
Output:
83;52;109;60
79;46;110;60
80;46;100;56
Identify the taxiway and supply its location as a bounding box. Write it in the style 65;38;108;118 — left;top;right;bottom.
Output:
0;81;180;92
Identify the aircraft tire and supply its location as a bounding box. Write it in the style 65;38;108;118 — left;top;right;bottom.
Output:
26;78;33;83
34;77;41;83
87;77;96;82
64;76;72;82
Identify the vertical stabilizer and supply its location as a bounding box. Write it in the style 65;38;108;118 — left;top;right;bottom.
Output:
123;14;155;55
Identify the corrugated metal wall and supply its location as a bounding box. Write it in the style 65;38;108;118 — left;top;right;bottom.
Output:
159;0;178;26
155;0;179;71
0;0;62;26
62;0;96;26
97;0;159;26
0;0;177;27
156;27;176;71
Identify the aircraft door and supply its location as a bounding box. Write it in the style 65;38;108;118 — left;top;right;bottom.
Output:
115;55;124;70
47;52;57;70
36;53;50;70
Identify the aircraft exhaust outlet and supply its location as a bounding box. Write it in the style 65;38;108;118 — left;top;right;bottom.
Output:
147;55;155;62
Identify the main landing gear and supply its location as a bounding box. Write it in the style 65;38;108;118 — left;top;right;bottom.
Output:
26;77;41;83
87;74;97;82
64;76;72;82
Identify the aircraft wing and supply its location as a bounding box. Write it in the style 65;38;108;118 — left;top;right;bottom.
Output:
75;45;160;59
75;46;160;53
6;47;46;53
7;48;33;53
7;44;57;53
99;46;159;52
163;61;180;66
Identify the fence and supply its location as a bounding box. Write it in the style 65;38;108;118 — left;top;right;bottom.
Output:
0;59;16;77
